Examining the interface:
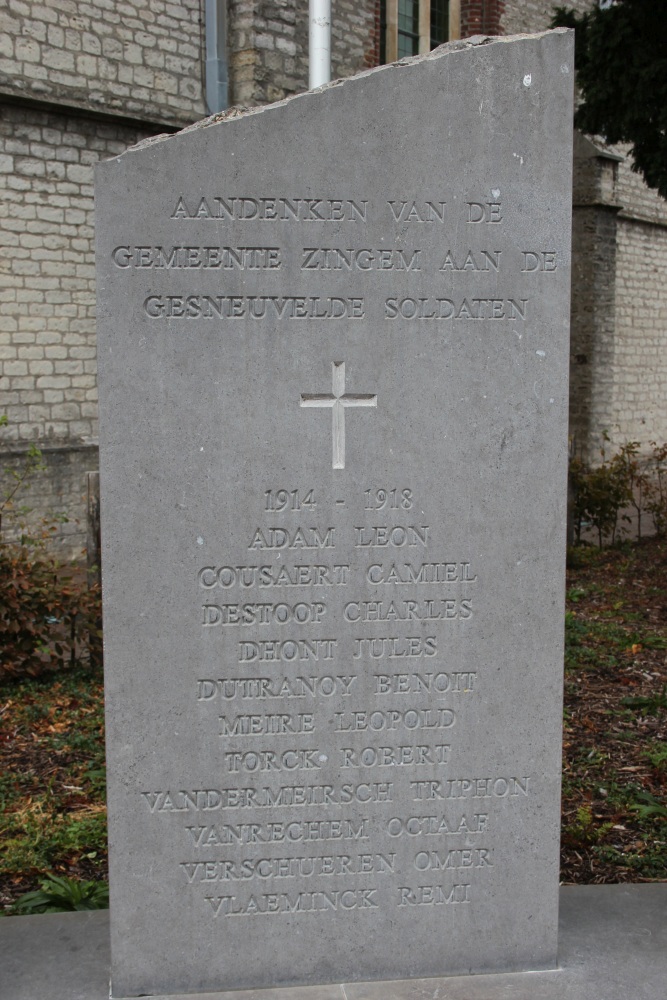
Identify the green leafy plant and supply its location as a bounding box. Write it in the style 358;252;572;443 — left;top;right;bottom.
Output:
12;874;109;914
569;441;632;547
0;417;103;680
614;441;651;540
0;418;46;539
628;790;667;822
643;742;667;773
0;536;103;679
621;686;667;714
592;842;667;880
646;442;667;537
569;439;667;546
562;805;613;848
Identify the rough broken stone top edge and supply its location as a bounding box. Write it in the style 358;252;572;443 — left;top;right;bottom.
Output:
103;28;573;163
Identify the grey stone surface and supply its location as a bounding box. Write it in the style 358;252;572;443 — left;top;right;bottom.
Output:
95;30;573;997
2;887;666;1000
0;910;110;1000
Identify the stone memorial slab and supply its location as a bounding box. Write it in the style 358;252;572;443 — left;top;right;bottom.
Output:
95;30;573;998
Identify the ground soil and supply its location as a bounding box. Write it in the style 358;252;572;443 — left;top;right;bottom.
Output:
560;538;667;883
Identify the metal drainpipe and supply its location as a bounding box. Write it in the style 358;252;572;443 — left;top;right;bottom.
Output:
205;0;229;114
309;0;331;89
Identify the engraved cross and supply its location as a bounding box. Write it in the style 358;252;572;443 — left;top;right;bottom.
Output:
300;361;377;469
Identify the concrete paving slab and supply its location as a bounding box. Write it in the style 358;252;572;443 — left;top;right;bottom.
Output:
1;885;665;1000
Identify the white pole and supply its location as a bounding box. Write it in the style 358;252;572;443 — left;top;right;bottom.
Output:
309;0;331;89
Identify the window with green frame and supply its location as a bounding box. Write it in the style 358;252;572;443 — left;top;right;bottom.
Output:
380;1;451;64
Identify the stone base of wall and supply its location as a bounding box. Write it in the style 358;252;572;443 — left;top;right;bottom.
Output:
0;441;98;560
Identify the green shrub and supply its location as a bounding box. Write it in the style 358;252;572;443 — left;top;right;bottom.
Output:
13;874;109;914
570;438;667;547
628;790;667;822
0;418;102;680
0;535;102;680
646;442;667;537
0;414;45;538
569;442;632;547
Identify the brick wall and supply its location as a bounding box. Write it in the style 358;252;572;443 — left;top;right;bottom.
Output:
461;0;505;38
569;205;619;462
0;104;152;555
617;152;667;227
568;137;667;461
0;0;205;126
568;136;620;462
369;0;381;67
229;1;375;107
497;0;667;463
228;0;301;106
501;0;592;35
0;104;152;445
608;153;667;455
3;0;667;551
610;220;667;449
331;0;377;76
0;443;97;556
